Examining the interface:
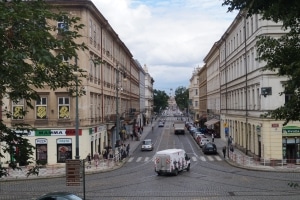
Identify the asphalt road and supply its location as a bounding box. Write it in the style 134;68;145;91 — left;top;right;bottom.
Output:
1;116;300;200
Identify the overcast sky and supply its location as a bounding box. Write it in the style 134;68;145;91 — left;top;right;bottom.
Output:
92;0;237;95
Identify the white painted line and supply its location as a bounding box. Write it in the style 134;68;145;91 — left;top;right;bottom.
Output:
215;156;222;161
207;156;214;161
136;157;142;162
199;156;206;161
127;157;134;162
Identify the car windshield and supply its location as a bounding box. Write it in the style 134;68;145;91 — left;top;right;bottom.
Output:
143;140;151;145
206;143;214;148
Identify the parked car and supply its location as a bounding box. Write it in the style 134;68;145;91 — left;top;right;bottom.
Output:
199;137;210;148
36;192;82;200
141;139;154;151
202;142;217;154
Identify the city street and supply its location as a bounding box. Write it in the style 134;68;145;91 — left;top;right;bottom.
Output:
1;117;300;200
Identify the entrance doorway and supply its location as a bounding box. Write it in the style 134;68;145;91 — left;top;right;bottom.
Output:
286;144;296;163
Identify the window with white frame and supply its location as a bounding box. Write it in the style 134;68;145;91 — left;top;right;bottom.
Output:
57;16;68;33
12;99;24;119
58;97;70;119
36;97;47;119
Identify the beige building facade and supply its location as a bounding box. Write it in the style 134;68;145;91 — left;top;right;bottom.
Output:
1;0;152;166
217;12;299;163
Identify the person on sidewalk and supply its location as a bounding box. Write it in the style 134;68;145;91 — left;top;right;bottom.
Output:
86;153;92;168
212;133;214;142
94;152;100;167
222;146;226;159
126;143;130;157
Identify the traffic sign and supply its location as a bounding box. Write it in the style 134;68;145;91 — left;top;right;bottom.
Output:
66;159;81;186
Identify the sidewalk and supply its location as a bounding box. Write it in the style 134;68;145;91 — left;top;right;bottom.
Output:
213;137;300;172
0;122;154;181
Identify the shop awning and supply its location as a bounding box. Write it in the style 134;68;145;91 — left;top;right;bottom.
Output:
204;119;220;126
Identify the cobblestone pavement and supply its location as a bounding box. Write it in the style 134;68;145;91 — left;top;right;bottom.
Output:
1;118;300;181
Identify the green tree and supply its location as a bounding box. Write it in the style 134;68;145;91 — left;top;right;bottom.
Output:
222;0;300;125
174;86;189;112
0;0;87;178
153;89;169;113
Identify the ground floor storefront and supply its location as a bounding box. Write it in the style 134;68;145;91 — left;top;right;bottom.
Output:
0;124;109;166
220;115;300;164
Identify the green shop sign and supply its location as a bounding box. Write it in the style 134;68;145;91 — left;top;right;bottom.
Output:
282;126;300;134
35;129;51;136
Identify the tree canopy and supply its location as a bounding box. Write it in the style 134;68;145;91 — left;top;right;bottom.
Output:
174;86;189;112
153;89;169;114
223;0;300;125
0;0;87;177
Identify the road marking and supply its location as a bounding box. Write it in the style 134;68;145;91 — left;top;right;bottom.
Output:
207;156;214;161
192;156;198;161
136;157;142;162
128;157;134;162
144;157;150;162
199;156;206;161
215;156;222;161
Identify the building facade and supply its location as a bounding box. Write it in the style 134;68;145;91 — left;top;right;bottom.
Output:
1;0;151;166
218;12;299;163
188;68;200;120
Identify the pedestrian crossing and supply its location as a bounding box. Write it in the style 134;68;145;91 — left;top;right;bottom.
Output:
127;155;222;163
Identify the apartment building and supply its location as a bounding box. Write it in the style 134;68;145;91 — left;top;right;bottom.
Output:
197;65;207;127
144;64;155;122
218;12;300;163
203;43;221;138
1;0;152;166
188;68;200;120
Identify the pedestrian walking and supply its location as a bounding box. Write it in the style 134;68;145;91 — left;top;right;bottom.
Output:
222;146;226;159
126;143;130;157
86;153;91;168
230;145;234;152
94;152;100;167
212;133;214;142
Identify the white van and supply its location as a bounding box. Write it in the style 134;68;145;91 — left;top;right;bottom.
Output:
154;149;190;176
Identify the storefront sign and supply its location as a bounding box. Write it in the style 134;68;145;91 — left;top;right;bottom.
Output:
66;129;82;136
51;130;66;136
282;126;300;134
57;138;72;144
35;129;82;136
35;130;51;136
36;138;48;144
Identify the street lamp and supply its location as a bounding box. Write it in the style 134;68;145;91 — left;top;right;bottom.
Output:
73;70;80;160
113;65;126;152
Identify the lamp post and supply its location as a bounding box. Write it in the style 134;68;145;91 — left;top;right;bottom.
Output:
113;67;120;152
75;74;80;159
73;66;80;160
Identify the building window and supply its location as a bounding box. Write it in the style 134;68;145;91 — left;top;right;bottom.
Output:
12;99;24;119
58;97;70;119
36;97;47;119
57;16;68;33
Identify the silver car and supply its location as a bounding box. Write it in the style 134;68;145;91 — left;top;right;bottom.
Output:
141;139;154;151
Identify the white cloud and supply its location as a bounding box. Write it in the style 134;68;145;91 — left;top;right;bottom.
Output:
92;0;237;94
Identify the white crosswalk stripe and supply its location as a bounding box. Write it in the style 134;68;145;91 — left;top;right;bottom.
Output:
126;155;223;163
214;155;222;161
199;156;206;161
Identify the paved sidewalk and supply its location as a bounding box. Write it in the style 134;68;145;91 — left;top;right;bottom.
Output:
213;137;300;172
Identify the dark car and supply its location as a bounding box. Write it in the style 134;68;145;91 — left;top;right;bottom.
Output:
36;192;82;200
202;142;217;155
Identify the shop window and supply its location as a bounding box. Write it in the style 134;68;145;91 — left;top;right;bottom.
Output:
36;138;48;165
58;97;70;119
36;97;47;119
57;138;72;163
